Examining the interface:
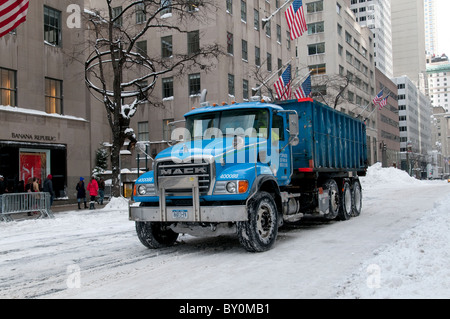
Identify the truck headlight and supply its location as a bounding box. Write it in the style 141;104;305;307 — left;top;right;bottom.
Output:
138;185;147;195
226;182;237;193
134;184;156;196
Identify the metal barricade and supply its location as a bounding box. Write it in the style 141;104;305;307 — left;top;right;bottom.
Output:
0;192;54;222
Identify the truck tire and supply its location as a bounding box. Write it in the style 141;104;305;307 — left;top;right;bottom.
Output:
323;179;340;220
338;181;352;220
135;221;178;249
352;179;362;217
237;191;278;252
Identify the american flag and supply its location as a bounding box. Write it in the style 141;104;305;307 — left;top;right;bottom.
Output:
0;0;29;38
294;75;311;99
285;0;307;40
274;65;292;101
372;90;383;105
378;96;388;110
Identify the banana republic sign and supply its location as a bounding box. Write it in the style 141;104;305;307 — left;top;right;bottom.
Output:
12;132;57;142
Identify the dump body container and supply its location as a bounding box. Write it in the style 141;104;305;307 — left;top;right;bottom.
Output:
278;98;367;174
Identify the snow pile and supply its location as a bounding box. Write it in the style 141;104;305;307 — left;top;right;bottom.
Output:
104;197;129;210
361;162;423;189
336;194;450;299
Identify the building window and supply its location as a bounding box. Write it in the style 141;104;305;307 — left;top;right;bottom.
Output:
162;77;174;98
241;0;247;22
306;0;324;13
136;3;146;24
254;9;259;30
309;64;326;75
161;36;173;58
189;73;201;95
267;53;272;72
286;31;291;50
44;6;62;46
242;39;248;61
112;6;123;27
188;30;200;54
227;32;234;55
276;24;282;43
0;68;17;106
138;122;149;141
136;41;147;56
45;78;63;114
255;46;260;66
228;74;235;96
243;79;249;100
161;0;172;15
226;0;233;14
265;19;271;37
307;21;324;35
186;0;199;12
163;119;174;141
312;85;327;97
308;43;325;55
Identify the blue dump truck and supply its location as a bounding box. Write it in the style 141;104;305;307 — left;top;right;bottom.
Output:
129;98;367;252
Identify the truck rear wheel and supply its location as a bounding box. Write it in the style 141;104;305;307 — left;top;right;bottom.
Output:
352;179;362;217
135;221;179;249
238;191;278;252
323;179;340;220
338;181;352;220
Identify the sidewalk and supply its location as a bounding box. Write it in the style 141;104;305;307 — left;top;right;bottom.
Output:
51;201;109;213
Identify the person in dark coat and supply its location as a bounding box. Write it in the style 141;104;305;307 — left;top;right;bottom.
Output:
0;175;6;195
43;174;55;206
76;177;87;209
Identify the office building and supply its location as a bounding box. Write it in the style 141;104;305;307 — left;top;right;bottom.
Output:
0;0;96;198
350;0;394;78
391;0;427;89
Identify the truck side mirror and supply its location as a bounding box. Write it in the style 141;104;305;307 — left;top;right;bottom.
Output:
288;113;300;146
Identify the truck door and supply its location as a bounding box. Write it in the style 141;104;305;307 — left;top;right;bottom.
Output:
271;113;291;186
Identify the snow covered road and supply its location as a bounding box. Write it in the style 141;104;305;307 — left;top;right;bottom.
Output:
1;164;450;299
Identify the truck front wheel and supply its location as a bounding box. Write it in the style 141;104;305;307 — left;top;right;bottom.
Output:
135;221;179;249
238;191;279;252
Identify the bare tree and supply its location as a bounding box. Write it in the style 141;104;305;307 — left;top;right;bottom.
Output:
84;0;222;197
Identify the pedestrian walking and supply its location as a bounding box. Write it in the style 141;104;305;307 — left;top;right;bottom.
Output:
76;177;87;209
98;178;105;205
86;176;99;210
43;174;55;207
25;177;33;193
32;177;40;193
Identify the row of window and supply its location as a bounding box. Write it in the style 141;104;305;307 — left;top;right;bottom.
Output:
0;67;62;114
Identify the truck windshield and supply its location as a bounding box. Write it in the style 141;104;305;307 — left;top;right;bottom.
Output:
185;109;269;140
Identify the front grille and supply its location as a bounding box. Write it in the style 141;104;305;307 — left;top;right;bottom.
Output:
156;158;212;195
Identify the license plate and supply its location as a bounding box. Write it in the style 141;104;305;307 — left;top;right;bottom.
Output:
172;209;188;219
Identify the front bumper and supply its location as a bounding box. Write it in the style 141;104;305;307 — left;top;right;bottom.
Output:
129;204;248;222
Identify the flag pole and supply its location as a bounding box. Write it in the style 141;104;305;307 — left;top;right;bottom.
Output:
262;0;294;28
292;70;312;89
251;57;294;96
